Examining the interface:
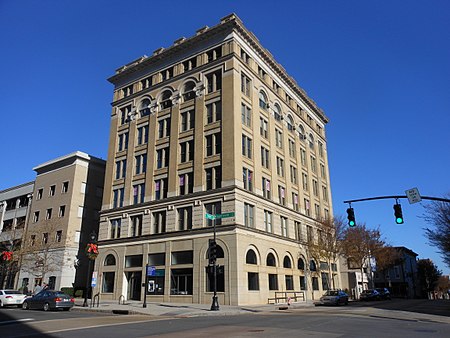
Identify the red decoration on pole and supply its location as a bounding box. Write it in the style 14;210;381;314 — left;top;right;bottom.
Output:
85;243;99;260
1;251;13;261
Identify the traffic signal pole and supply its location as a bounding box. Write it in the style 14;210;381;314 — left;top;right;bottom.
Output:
210;219;219;311
344;195;450;204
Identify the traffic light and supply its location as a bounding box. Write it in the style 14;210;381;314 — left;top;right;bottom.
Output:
347;207;356;227
394;203;404;224
208;239;217;264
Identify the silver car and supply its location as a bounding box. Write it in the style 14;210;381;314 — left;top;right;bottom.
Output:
320;290;349;306
22;290;74;311
0;290;27;308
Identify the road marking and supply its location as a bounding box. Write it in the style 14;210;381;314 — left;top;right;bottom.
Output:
0;318;33;325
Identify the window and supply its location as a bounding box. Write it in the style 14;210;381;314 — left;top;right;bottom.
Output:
298;258;305;270
259;91;268;110
318;141;324;158
177;207;193;231
278;186;286;205
322;186;329;202
115;159;127;179
288;139;296;158
243;168;253;191
113;188;124;208
37;188;43;200
241;73;251;96
273;104;282;121
290;165;297;184
240;48;250;64
267;253;276;266
135;154;147;175
206;46;222;62
153;211;166;234
182;82;196;102
125;255;143;268
46;208;52;220
55;230;62;243
315;203;321;219
110;218;121;239
300;148;307;166
310;156;317;173
248;272;259;291
300;276;306;290
137;125;149;145
262;177;271;199
160;90;172;109
261;147;270;168
241;135;252;158
156;148;169;169
312;277;319;291
180;109;195;132
104;254;116;266
259;117;268;139
42;232;48;244
118;132;129;151
321;273;330;291
302;173;308;191
205;202;221;227
119;105;131;125
304;198;310;216
280;216;288;236
276;157;284;177
298;124;306;141
310;260;317;271
140;76;151;90
179;172;193;195
206;101;221;124
182;57;197;71
244;203;254;228
264;210;273;233
206;265;225;292
205;166;222;190
283;256;292;269
292;193;299;211
286;115;294;131
180;140;194;163
158;117;171;138
49;185;56;197
268;274;278;290
275;129;283;148
241;103;251;127
258;65;266;79
309;133;315;150
148;253;165;266
172;251;193;265
154;178;168;200
285;275;294;290
171;268;193;295
205;133;221;156
312;179;319;196
62;181;69;194
320;164;326;179
139;98;151;117
130;215;143;237
30;235;36;246
246;249;257;264
161;69;173;82
102;272;115;293
206;70;222;93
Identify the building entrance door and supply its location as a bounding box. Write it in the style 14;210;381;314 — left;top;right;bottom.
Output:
126;271;142;301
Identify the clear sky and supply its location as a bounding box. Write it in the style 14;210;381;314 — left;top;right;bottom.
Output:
1;1;449;274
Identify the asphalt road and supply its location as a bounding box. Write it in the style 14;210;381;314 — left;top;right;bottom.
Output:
0;300;448;338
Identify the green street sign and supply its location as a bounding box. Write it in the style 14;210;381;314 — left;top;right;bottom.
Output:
215;212;235;219
205;213;216;220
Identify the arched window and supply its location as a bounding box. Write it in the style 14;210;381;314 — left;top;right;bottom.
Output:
298;124;306;141
309;133;315;150
182;82;196;101
310;259;317;271
273;103;282;121
246;249;258;264
283;256;292;268
139;98;151;117
104;254;116;266
266;253;276;266
160;90;172;109
207;244;224;259
259;91;268;110
286;115;294;131
298;258;305;270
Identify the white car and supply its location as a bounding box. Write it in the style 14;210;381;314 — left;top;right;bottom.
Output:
0;290;28;308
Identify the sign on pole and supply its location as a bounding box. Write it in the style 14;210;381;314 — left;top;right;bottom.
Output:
205;213;216;220
146;265;156;276
405;188;422;204
91;271;97;287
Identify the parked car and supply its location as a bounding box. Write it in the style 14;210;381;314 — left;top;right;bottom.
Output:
320;290;349;305
0;290;28;308
375;288;391;300
22;290;74;311
360;289;381;301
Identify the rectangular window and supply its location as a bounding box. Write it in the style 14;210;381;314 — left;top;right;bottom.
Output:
320;164;326;179
315;203;321;219
180;109;195;132
118;132;129;151
304;199;310;217
133;183;145;204
318;141;324;158
300;276;306;290
102;272;115;293
321;272;330;291
55;230;62;243
156;148;169;169
261;147;270;168
242;135;252;158
288;139;296;158
180;140;194;163
30;235;36;246
153;211;166;234
292;193;299;211
244;203;254;228
182;57;197;71
33;211;39;223
241;73;251;96
49;185;56;197
206;46;222;62
158;117;171;139
268;274;278;290
37;188;43;200
62;181;69;194
302;172;308;191
295;221;303;242
46;208;52;220
248;272;259;291
242;167;253;191
206;70;222;93
42;232;49;244
171;268;193;295
172;251;193;265
130;215;143;237
290;165;297;184
280;216;288;237
154;178;168;200
275;129;283;148
278;185;286;205
276;157;284;177
262;177;271;199
148;253;165;266
310;156;317;173
264;210;273;233
138;125;149;145
260;117;268;138
110;218;121;238
205;166;222;190
312;277;319;290
113;188;124;208
179;172;193;195
115;159;127;179
312;179;319;197
206;266;225;292
241;103;251;127
322;186;328;202
205;133;221;156
119;106;131;125
206;101;222;124
285;275;294;290
125;255;143;268
135;154;147;175
205;202;221;227
177;207;193;231
300;148;307;167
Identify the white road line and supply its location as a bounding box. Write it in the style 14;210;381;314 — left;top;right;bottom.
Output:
0;318;34;325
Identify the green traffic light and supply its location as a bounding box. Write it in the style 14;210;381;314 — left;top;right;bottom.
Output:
396;217;404;224
349;220;355;227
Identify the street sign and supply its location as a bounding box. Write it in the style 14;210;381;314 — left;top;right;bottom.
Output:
205;213;216;220
91;271;97;287
405;188;421;204
214;212;235;219
146;265;156;276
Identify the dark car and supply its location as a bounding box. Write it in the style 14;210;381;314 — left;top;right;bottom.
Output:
22;290;74;311
320;290;349;306
360;289;381;301
375;288;391;300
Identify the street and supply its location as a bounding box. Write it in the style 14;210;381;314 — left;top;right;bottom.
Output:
0;300;448;338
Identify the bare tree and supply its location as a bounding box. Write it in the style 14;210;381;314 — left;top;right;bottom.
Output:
422;196;450;269
307;216;346;289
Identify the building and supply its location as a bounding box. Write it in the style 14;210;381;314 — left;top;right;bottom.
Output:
374;246;418;299
96;14;333;305
17;151;105;292
0;182;34;289
339;255;373;299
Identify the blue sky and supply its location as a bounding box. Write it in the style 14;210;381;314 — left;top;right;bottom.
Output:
1;1;449;274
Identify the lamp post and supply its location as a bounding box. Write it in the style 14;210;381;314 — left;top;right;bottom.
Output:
210;219;219;311
83;231;98;307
